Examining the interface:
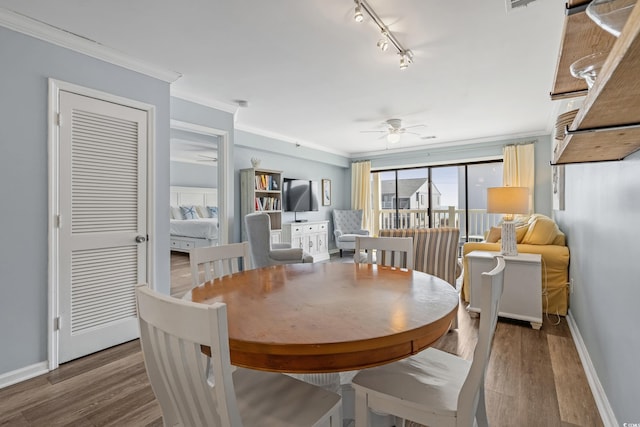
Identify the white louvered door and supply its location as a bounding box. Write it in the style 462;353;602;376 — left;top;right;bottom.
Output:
58;90;147;363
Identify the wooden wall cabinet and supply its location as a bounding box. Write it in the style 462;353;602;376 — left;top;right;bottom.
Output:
240;168;283;241
552;1;640;164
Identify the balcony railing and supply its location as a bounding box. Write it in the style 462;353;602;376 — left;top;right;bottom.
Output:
374;207;502;239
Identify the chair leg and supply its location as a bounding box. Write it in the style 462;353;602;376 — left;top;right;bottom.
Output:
340;249;343;257
354;389;370;427
476;385;489;427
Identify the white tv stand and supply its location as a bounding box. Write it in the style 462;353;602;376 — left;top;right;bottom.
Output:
281;220;330;262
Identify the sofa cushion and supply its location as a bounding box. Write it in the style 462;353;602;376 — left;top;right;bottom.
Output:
522;216;559;245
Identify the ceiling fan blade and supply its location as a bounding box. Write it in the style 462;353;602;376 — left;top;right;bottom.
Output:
360;130;387;133
403;124;426;129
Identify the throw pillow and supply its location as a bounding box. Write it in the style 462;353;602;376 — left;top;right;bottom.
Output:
207;206;218;218
516;224;529;243
180;205;200;220
522;216;559;245
487;224;528;243
486;227;502;243
196;205;208;218
171;206;183;220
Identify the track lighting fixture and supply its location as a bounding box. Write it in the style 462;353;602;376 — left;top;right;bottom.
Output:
354;1;364;22
352;0;413;69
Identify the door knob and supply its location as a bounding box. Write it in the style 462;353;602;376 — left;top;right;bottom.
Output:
135;235;147;243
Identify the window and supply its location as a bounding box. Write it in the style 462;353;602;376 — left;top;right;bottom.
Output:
371;160;503;242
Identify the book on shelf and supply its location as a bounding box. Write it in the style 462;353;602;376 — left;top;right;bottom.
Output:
254;174;278;191
254;197;280;211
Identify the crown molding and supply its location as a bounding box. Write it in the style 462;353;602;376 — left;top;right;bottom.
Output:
0;8;181;83
234;123;351;158
170;89;239;115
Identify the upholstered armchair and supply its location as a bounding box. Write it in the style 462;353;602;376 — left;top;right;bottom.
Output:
244;212;314;268
332;209;370;256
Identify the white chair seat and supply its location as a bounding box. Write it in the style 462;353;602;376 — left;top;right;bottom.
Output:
234;368;341;426
352;348;470;418
351;257;506;427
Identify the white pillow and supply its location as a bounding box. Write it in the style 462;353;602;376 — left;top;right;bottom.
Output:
171;206;183;220
180;205;200;220
196;205;209;218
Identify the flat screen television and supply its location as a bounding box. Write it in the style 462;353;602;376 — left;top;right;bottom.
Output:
283;178;319;212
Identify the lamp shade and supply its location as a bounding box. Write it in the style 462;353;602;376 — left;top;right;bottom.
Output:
486;187;529;214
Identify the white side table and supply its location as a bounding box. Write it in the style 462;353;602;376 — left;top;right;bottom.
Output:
466;250;542;330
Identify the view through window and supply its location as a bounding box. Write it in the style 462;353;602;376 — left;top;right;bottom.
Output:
371;161;504;244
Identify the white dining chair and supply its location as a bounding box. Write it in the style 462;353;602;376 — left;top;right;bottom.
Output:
355;236;414;269
135;284;342;427
189;242;252;287
351;256;506;427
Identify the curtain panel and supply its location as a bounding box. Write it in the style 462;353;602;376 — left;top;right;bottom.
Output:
351;160;372;231
503;143;535;213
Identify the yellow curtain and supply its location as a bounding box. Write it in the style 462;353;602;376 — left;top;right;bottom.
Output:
351;160;371;231
503;142;535;213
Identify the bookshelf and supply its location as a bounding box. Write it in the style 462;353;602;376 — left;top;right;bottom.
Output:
240;168;283;242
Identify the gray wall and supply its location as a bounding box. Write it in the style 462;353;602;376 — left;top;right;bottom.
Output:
170;161;218;188
555;151;640;423
0;27;170;376
234;130;350;248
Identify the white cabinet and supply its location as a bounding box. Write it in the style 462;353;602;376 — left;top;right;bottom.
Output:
466;250;542;330
282;221;330;262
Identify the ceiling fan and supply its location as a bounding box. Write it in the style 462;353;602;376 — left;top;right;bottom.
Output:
361;118;426;143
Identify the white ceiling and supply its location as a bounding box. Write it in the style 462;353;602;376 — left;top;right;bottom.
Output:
0;0;566;157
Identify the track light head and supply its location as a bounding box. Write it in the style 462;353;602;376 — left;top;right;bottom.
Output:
399;50;413;70
377;29;389;51
354;3;364;22
399;56;409;70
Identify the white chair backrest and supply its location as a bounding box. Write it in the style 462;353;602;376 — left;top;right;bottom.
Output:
458;256;505;425
355;236;414;269
135;284;242;426
190;242;251;287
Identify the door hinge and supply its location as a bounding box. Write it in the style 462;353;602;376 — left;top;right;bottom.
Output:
54;316;61;331
56;113;62;126
55;214;61;228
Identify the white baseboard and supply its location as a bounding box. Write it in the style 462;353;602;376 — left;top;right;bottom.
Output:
0;361;48;389
566;311;618;427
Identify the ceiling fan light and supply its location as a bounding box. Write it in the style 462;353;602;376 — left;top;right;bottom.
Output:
387;133;401;143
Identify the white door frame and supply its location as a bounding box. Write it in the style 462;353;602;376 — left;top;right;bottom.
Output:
170;119;230;245
47;78;156;370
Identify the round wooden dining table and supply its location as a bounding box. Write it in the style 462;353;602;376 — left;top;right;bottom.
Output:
184;262;459;374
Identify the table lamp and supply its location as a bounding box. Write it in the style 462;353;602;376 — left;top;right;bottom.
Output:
487;187;529;256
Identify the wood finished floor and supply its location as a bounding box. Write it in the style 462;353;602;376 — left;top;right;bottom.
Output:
0;252;603;427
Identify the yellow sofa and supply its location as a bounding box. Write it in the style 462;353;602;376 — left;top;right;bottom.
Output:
462;214;570;316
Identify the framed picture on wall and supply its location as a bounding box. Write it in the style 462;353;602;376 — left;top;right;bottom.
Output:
322;179;331;206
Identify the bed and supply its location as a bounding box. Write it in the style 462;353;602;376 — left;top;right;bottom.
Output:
170;186;219;252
